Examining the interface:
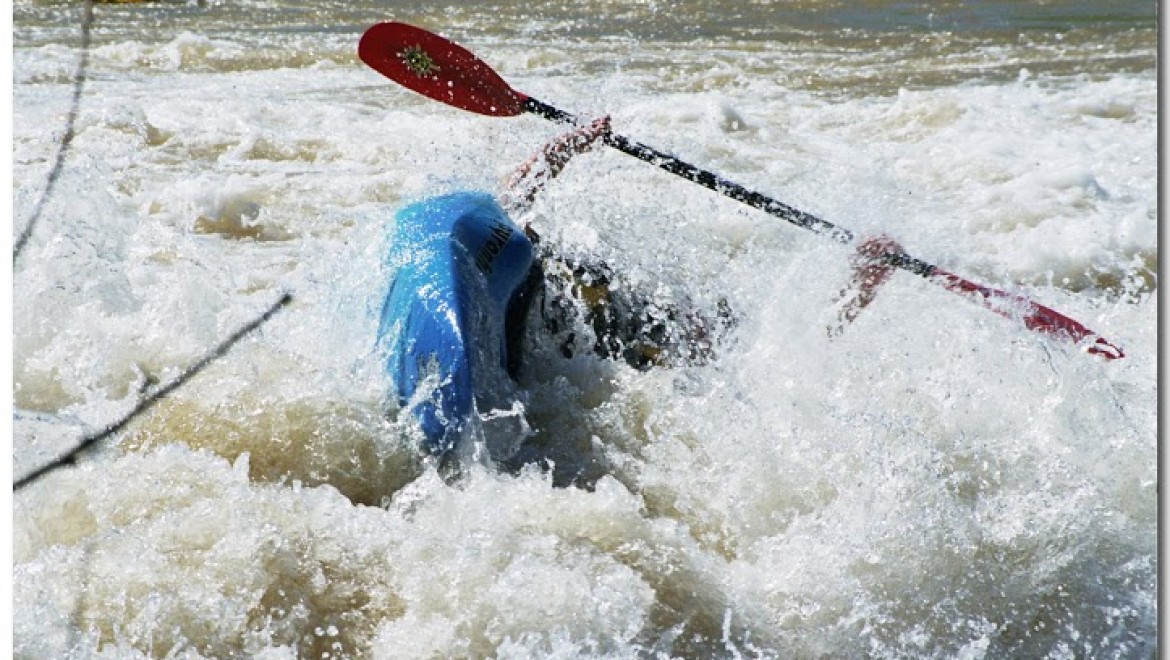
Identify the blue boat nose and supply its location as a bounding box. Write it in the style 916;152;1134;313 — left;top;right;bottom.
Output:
378;191;533;456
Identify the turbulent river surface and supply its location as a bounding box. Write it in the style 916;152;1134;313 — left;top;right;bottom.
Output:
12;1;1157;657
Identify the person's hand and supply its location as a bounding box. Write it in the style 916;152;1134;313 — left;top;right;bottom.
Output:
563;116;611;155
830;235;903;336
536;115;612;177
501;116;613;215
556;115;613;156
850;235;902;286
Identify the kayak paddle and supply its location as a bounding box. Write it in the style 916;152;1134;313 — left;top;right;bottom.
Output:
357;21;1123;360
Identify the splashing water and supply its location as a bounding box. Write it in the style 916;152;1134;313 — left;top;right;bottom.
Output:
13;1;1156;657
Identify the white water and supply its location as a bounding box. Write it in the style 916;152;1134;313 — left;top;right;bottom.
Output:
12;5;1156;658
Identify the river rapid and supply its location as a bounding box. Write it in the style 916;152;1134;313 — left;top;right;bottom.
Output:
11;1;1157;657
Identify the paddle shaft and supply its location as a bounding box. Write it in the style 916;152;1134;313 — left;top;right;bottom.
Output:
522;96;1121;358
353;20;1122;359
522;97;937;277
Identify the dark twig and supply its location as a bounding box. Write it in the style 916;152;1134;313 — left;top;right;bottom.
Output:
14;293;294;491
14;0;95;262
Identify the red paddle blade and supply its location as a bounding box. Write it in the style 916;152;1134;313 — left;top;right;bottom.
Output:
358;22;526;117
931;269;1124;360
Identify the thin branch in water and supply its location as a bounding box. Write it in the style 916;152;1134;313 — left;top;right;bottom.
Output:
13;292;294;491
14;0;95;262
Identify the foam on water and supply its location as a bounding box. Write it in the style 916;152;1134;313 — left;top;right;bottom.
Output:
13;4;1156;657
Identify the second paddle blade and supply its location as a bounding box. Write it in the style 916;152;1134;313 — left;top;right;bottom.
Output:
359;22;526;117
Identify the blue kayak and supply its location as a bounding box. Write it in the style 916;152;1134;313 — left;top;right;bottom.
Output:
377;191;534;456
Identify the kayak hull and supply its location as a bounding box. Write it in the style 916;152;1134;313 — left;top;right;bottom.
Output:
377;191;532;455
